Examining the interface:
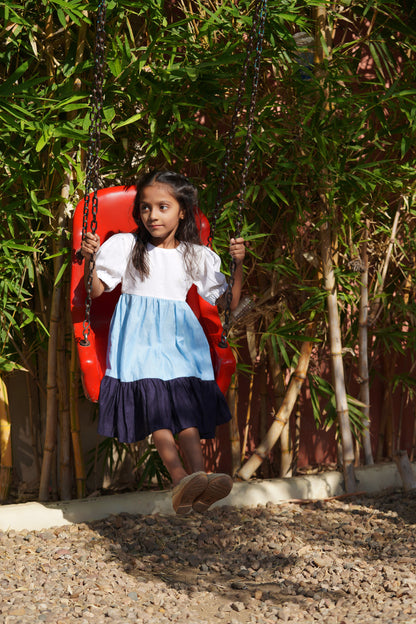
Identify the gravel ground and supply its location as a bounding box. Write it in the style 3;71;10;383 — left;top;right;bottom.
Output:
1;489;415;624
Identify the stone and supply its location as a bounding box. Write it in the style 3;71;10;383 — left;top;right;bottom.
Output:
0;490;415;623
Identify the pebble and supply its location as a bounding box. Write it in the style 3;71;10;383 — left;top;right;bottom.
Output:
0;490;415;623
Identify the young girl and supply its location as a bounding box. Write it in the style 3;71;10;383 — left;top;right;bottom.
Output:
81;170;245;514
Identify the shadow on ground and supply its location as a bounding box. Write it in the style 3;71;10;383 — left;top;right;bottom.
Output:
86;489;416;613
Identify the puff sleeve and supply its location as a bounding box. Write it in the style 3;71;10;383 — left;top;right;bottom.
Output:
193;246;228;305
95;233;135;292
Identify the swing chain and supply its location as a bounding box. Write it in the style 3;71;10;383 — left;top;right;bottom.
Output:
234;0;267;240
218;0;267;348
80;0;107;347
208;0;267;246
219;260;237;348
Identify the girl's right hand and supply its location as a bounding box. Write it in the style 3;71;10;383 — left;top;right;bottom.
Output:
81;232;100;260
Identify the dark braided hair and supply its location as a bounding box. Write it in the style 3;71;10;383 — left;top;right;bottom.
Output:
131;170;202;279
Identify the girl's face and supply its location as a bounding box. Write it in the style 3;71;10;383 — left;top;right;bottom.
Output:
139;182;185;248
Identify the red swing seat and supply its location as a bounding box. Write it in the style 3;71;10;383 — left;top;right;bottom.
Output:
70;186;236;402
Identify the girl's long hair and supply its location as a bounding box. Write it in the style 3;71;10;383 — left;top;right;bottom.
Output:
131;170;202;279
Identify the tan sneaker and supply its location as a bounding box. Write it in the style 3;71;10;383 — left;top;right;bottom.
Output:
192;473;233;513
172;471;209;515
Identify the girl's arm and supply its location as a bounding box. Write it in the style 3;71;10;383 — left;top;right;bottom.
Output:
80;232;105;298
217;237;246;311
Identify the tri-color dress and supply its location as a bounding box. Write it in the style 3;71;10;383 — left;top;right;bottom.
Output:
94;234;232;443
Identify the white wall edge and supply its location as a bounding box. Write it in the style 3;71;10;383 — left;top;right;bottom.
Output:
2;461;414;532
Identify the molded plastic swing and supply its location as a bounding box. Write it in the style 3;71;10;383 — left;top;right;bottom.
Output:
70;185;236;402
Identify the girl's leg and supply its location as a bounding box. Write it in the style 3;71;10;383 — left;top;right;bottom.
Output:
153;427;207;515
177;427;205;474
152;429;188;486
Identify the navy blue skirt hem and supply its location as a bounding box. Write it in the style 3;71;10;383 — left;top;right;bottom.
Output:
98;375;231;443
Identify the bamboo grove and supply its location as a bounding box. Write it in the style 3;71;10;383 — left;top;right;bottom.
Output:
1;0;416;501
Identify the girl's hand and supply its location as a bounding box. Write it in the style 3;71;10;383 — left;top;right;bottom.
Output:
81;232;100;260
230;237;245;265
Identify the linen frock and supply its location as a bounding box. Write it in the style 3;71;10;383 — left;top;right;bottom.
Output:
95;233;232;443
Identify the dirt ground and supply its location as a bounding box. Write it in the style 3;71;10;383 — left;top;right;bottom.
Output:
1;488;415;623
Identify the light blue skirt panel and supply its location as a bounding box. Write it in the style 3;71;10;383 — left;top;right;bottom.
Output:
105;294;215;383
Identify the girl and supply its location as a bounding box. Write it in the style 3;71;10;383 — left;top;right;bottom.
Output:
81;170;245;514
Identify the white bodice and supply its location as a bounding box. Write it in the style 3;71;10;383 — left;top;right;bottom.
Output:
95;233;227;305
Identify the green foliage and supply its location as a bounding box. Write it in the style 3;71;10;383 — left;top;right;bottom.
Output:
136;444;172;490
88;437;170;491
1;0;416;453
308;373;367;438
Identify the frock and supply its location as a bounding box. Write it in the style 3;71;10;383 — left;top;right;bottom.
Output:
94;233;232;443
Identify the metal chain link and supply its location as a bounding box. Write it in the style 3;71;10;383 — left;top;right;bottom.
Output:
80;0;107;347
234;0;267;239
218;0;268;347
209;0;266;246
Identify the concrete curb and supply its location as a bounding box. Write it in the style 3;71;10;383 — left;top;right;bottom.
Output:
2;462;414;532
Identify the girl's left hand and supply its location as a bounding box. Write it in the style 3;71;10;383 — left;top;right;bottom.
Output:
230;237;245;265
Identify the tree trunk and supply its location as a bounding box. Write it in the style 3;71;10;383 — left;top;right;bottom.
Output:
320;220;356;493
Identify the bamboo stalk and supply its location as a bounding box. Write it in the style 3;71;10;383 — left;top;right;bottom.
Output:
33;251;48;329
70;333;86;498
394;450;416;491
58;287;72;500
38;259;62;501
238;324;315;480
320;219;356;493
258;359;270;477
313;4;356;494
241;371;255;465
266;337;289;476
411;406;416;462
71;13;88;111
39;80;76;499
38;0;61;503
45;14;55;84
52;18;89;499
0;377;12;502
240;323;258;466
291;397;301;475
375;352;396;461
370;203;402;325
280;421;292;478
359;221;373;464
375;379;389;462
396;387;406;457
26;373;41;480
396;269;414;457
227;367;241;476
